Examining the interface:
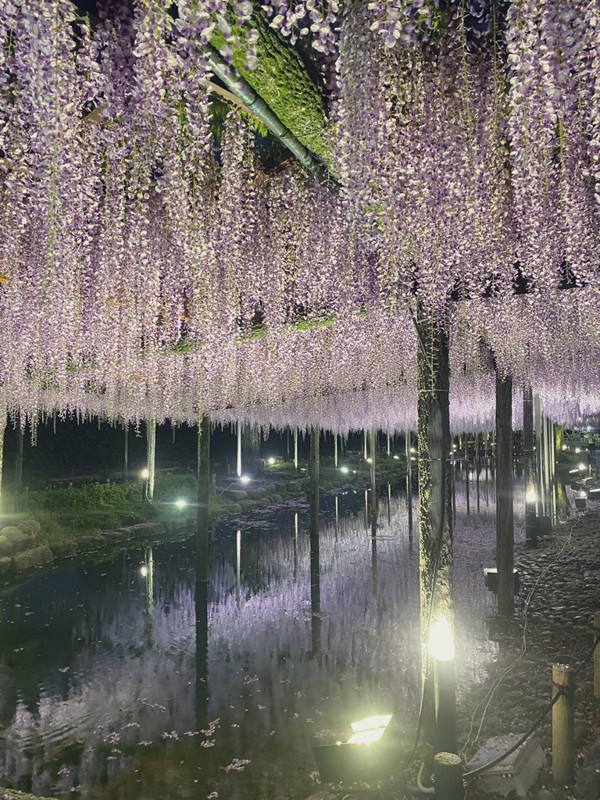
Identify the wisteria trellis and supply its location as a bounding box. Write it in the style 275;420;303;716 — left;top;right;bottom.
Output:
0;0;599;430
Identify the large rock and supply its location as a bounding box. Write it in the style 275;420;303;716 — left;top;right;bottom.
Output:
12;545;54;571
0;536;14;557
0;527;31;553
17;519;41;538
0;557;12;574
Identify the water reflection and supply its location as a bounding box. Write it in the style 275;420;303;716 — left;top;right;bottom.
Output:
0;485;513;799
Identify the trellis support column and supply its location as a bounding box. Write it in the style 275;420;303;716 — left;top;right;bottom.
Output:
309;426;320;655
496;371;514;617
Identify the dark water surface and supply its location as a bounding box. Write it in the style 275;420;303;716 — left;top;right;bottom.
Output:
0;475;521;799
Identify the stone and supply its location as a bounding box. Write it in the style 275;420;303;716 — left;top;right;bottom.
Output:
0;536;14;557
17;519;41;537
0;526;31;552
12;545;54;570
0;557;12;574
576;738;600;800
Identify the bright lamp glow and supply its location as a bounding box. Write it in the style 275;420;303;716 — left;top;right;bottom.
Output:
393;454;399;460
140;468;149;480
340;466;349;474
579;463;586;471
239;475;251;485
526;487;537;504
428;616;455;661
175;498;187;509
366;457;372;464
579;490;587;499
575;447;581;454
347;714;393;745
561;444;568;451
267;457;275;465
140;565;148;577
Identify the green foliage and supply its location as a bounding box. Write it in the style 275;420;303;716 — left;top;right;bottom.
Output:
211;9;331;165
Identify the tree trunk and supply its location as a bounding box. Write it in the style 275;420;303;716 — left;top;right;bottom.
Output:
196;414;211;725
496;372;514;616
523;385;536;545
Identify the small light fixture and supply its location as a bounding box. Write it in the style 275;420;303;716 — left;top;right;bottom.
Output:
312;713;394;783
393;454;400;460
575;447;581;454
140;565;148;577
347;715;393;745
175;498;187;509
410;447;416;454
340;466;349;474
366;457;372;464
579;490;587;499
140;468;149;480
239;475;251;485
561;444;568;451
428;616;455;662
267;457;276;465
579;462;587;472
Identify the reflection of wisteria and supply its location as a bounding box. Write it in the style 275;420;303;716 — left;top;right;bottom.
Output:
0;484;518;798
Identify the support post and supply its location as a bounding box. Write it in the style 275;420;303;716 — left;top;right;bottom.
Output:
0;409;5;511
146;419;156;501
294;428;299;470
523;386;536;546
496;371;514;617
333;433;338;467
124;424;129;481
594;611;600;700
14;426;24;498
237;422;242;477
535;394;542;515
196;414;211;727
309;426;320;655
406;431;413;536
552;663;575;785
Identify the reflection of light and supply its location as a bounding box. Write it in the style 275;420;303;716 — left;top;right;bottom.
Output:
428;616;455;661
393;454;399;460
340;466;349;474
140;565;148;577
347;714;393;745
240;475;251;485
175;498;187;509
140;468;149;480
267;457;275;465
526;487;537;504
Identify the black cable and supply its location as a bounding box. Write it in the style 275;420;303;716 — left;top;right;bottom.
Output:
464;631;600;781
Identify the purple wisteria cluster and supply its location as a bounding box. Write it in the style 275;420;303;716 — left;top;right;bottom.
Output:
0;1;599;432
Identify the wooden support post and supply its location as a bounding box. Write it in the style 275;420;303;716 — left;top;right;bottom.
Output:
594;612;600;700
387;432;391;456
535;395;543;515
406;431;413;538
309;426;320;655
475;433;480;514
14;426;24;498
146;419;156;501
294;428;299;470
334;433;338;467
363;430;368;460
496;372;514;617
434;752;463;800
552;663;575;785
0;409;5;510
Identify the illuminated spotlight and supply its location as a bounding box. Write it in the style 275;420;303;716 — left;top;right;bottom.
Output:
579;463;587;472
312;714;394;784
175;498;187;509
575;447;581;454
393;454;400;460
568;468;581;475
239;475;251;485
140;565;148;578
525;487;537;505
366;457;372;464
140;468;149;480
340;466;349;474
410;447;416;454
429;616;456;754
579;490;587;498
267;457;276;465
561;444;568;451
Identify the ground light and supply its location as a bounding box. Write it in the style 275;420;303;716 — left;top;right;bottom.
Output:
312;714;395;783
267;457;276;465
429;616;457;755
525;487;537;505
340;466;349;474
174;498;187;510
239;475;251;485
140;468;149;480
393;454;400;460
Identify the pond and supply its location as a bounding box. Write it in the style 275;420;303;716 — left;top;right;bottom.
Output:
0;471;522;800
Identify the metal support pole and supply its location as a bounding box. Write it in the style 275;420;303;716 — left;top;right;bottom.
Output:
237;422;242;477
309;426;320;655
294;428;299;470
434;752;463;800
